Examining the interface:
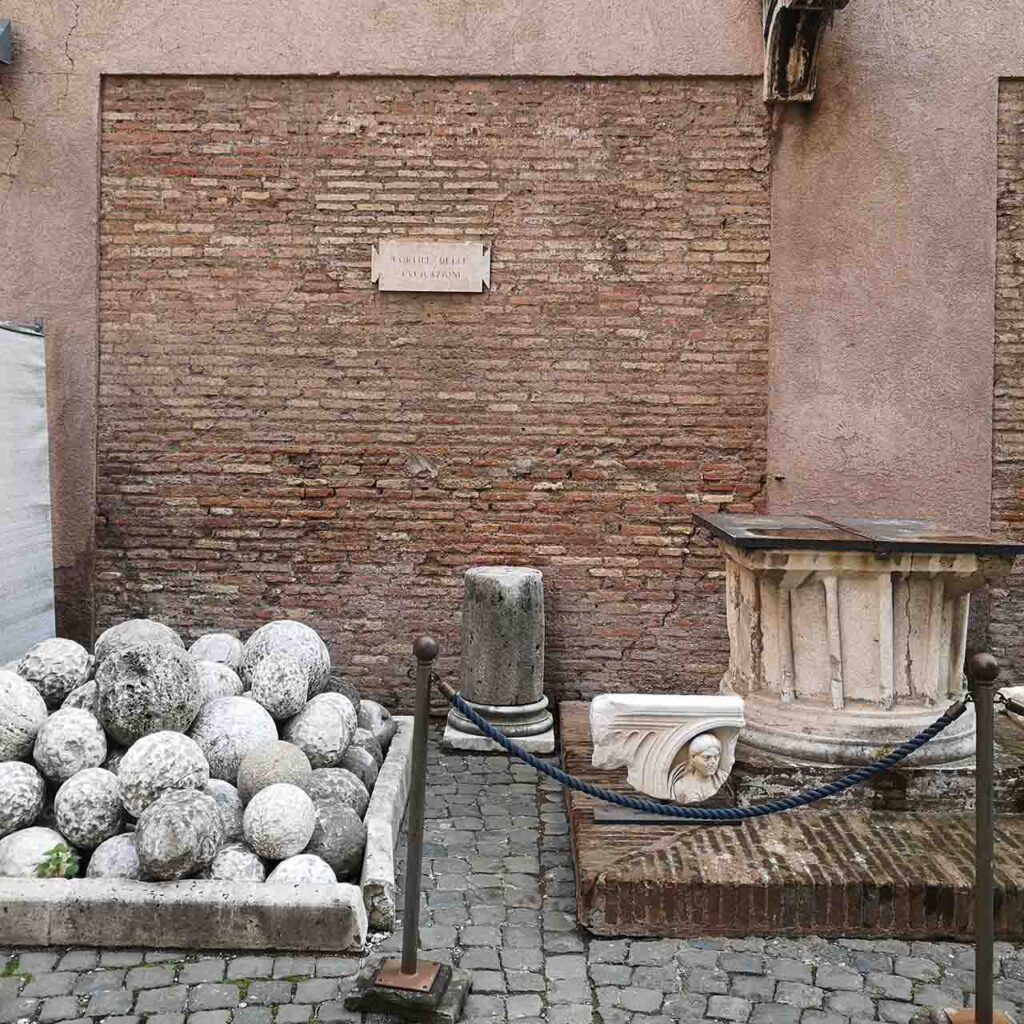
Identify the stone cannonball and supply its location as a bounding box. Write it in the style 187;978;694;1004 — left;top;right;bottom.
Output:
33;708;107;784
318;692;357;738
240;620;330;697
350;728;384;767
18;638;91;710
54;767;125;850
358;700;398;753
204;779;244;841
188;633;244;671
0;670;48;761
0;826;73;878
242;783;316;860
267;853;336;885
96;643;203;746
86;833;142;879
94;619;184;664
135;789;225;881
187;696;278;784
340;745;379;792
304;798;366;879
282;693;355;769
236;741;312;805
302;767;370;818
0;761;45;838
199;841;266;882
249;652;310;721
118;731;210;818
196;661;244;705
62;680;99;716
321;676;361;716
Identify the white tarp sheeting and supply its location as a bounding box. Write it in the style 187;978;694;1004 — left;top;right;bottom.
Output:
0;323;55;663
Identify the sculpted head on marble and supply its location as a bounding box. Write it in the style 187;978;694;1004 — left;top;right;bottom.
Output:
669;732;726;803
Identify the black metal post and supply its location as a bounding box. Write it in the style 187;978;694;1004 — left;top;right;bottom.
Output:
967;652;1000;1024
401;635;438;976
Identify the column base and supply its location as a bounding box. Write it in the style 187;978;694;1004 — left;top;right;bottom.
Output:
733;691;976;767
443;719;556;754
443;694;555;754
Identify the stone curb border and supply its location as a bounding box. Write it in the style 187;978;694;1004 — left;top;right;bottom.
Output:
360;715;412;933
0;716;414;952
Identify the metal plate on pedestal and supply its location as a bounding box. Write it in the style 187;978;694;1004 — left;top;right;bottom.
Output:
694;512;1024;557
374;958;442;993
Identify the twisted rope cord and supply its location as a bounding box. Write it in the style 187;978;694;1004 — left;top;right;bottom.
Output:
435;679;968;821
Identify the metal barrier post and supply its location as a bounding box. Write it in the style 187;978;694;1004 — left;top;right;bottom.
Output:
345;636;472;1023
400;634;436;976
962;653;1000;1024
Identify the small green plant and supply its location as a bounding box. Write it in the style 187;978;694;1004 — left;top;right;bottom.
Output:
231;978;251;1001
35;843;80;879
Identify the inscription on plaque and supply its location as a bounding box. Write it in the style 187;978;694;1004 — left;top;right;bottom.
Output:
371;240;491;293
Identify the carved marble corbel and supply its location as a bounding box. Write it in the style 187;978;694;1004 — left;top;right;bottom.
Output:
590;694;745;803
762;0;851;102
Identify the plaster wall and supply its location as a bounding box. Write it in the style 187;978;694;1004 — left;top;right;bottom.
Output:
2;0;1024;644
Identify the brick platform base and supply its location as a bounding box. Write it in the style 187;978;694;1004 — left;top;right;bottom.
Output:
561;702;1024;940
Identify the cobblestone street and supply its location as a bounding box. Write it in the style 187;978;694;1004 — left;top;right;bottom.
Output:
1;733;1022;1024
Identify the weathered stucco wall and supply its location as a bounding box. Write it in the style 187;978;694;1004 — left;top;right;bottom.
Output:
0;0;761;647
4;0;1024;668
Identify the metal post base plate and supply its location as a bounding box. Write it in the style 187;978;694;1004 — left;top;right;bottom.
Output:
376;958;442;993
946;1010;1015;1024
344;957;472;1024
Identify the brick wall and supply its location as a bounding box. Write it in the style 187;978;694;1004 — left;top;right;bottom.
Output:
97;76;770;708
993;80;1024;674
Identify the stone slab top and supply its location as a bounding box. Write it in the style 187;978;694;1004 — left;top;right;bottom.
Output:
694;511;1024;557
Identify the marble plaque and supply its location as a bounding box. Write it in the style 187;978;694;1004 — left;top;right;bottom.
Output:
371;240;491;293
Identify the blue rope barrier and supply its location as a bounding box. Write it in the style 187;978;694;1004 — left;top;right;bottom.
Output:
436;679;968;821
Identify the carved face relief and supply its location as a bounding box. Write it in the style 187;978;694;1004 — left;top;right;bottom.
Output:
690;741;721;780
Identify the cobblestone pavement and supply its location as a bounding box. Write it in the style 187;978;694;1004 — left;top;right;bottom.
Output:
2;731;1022;1024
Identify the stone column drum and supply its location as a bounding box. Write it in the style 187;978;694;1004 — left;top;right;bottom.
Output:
695;513;1024;767
444;567;555;753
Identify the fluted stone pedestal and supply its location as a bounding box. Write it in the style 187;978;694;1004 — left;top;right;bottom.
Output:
695;512;1024;767
444;566;555;754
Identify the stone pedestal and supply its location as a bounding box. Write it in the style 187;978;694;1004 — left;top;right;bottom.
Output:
444;567;555;754
695;513;1023;767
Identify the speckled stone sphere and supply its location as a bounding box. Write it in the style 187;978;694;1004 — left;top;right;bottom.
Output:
236;741;312;805
249;652;310;721
17;638;91;710
302;768;369;818
304;798;366;879
62;680;98;716
135;789;224;881
0;826;72;878
242;783;316;860
240;621;330;697
199;841;266;882
33;708;107;784
282;694;355;769
321;676;361;715
188;633;244;671
0;761;45;838
319;692;358;738
0;670;48;761
340;745;379;792
54;767;125;850
267;853;336;885
94;619;184;664
196;661;244;705
86;833;142;879
187;696;278;784
350;728;384;767
96;643;203;746
203;779;244;841
358;700;398;752
117;731;210;817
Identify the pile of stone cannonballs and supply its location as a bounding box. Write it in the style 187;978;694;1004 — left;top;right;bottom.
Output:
0;619;397;885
